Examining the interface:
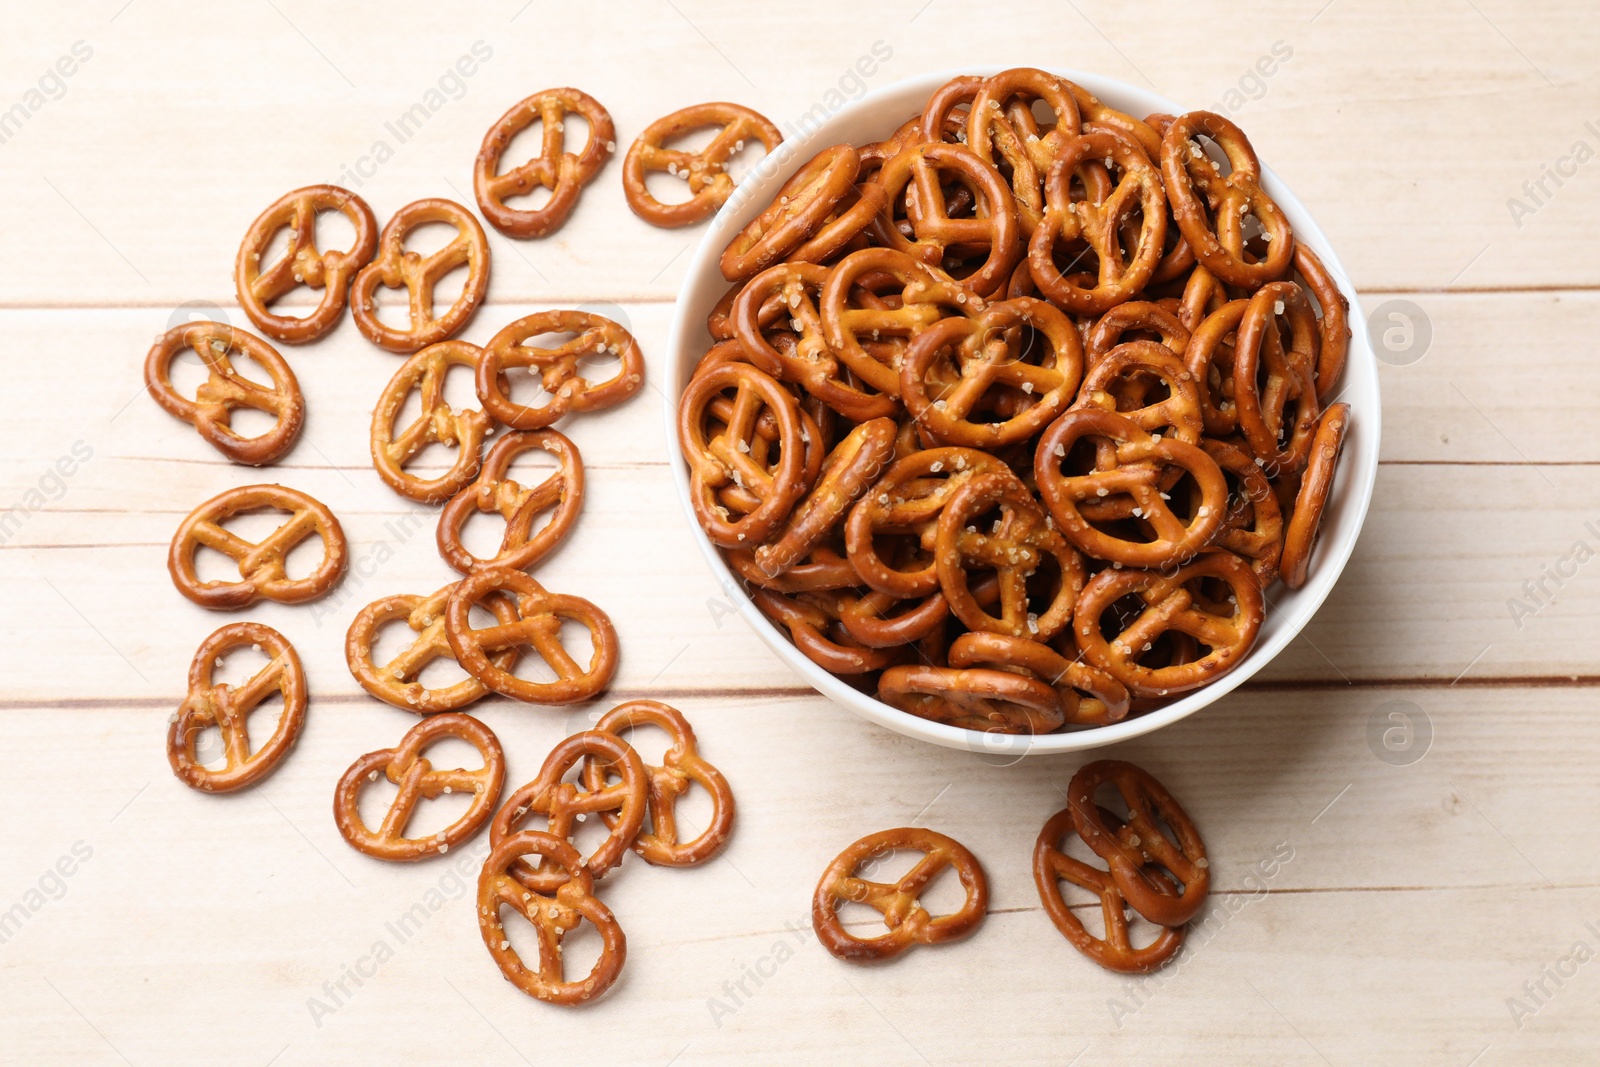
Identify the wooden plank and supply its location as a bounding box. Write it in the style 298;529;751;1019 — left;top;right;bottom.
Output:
1;686;1595;1064
2;1;1597;307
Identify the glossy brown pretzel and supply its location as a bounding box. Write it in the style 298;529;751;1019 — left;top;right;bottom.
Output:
477;310;645;429
1033;806;1186;973
145;322;304;466
1280;402;1350;589
584;700;736;866
345;585;519;714
812;827;989;961
444;567;619;705
436;428;585;574
1067;759;1210;927
490;730;648;892
623;102;782;227
168;484;347;609
333;712;505;862
235;184;377;343
478;831;627;1004
370;341;493;502
167;622;306;793
350;198;490;353
474;88;615;239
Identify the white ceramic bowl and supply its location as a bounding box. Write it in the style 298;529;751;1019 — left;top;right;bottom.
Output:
662;66;1380;755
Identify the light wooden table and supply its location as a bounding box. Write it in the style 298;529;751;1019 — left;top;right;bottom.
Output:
3;2;1596;1064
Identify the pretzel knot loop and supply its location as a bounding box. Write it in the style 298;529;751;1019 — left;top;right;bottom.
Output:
436;429;585;574
1034;407;1228;570
345;585;520;714
444;567;619;705
168;623;306;793
812;828;988;961
145;322;305;466
370;341;494;502
235;184;377;344
1072;549;1265;698
477;309;645;430
477;830;627;1004
474;88;615;239
168;484;347;609
582;701;736;867
350;198;490;353
491;730;648;893
333;713;505;862
1067;760;1211;927
1160;111;1294;288
1033;806;1186;973
623;102;783;228
1028;130;1168;314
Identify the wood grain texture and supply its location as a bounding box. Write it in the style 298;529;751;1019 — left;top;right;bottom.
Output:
1;1;1597;1063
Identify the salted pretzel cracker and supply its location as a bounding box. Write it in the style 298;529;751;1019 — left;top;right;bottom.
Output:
167;622;306;792
720;143;860;281
1033;806;1185;973
1034;408;1227;570
878;664;1064;734
1232;281;1322;474
145;322;304;466
478;831;627;1004
1160;111;1293;288
819;247;979;398
1280;402;1350;589
1068;759;1211;927
1072;550;1265;698
333;712;505;862
812;828;989;961
581;701;735;866
678;361;809;549
474;88;614;239
444;567;618;705
899;296;1084;448
623;102;782;227
436;428;585;574
844;447;1009;599
491;730;648;892
870;140;1021;298
934;470;1084;641
235;184;376;343
168;484;347;609
948;632;1130;727
477;309;645;429
731;261;899;422
350;198;490;353
370;340;493;502
753;417;896;578
1028;130;1167;314
345;584;519;714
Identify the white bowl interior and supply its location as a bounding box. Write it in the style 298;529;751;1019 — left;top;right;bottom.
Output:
662;66;1381;755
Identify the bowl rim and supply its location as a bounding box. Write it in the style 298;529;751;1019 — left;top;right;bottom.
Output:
660;65;1382;756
